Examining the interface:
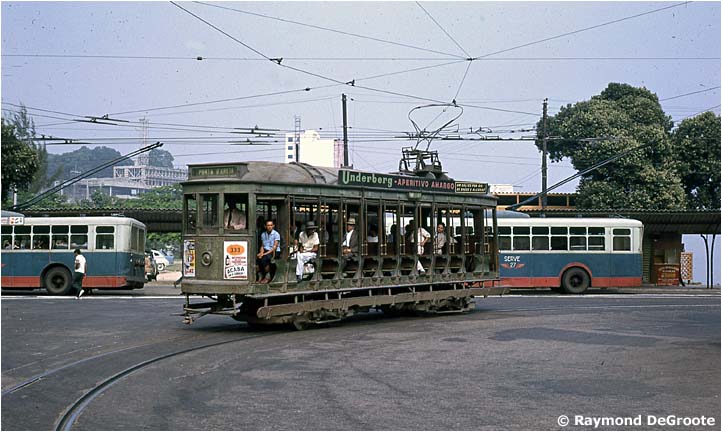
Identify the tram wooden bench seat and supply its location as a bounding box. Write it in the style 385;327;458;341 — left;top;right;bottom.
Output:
362;256;380;277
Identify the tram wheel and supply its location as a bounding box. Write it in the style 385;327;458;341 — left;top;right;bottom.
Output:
562;268;590;294
44;267;73;296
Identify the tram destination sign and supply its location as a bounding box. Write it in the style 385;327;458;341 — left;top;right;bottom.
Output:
339;170;488;194
189;165;238;179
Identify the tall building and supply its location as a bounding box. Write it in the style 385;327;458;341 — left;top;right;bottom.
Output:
284;130;343;168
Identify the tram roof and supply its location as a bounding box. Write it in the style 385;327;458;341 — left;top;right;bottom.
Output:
185;161;339;185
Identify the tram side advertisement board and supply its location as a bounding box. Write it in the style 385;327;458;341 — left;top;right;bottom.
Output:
224;241;248;280
183;240;196;277
338;170;488;194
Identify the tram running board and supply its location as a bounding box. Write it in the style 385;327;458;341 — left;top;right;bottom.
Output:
256;286;507;319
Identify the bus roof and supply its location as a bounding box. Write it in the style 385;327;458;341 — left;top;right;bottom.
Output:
498;217;643;228
1;216;146;229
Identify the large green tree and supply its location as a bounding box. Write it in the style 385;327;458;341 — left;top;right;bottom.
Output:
670;112;721;209
47;146;123;181
1;119;39;202
538;83;686;209
148;149;175;168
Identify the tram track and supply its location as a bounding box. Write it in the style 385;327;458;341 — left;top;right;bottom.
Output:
1;329;284;431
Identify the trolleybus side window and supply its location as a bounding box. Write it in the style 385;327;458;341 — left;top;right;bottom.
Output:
185;194;197;231
512;226;530;250
96;226;115;249
71;225;89;249
13;226;31;249
550;226;568;250
570;226;586;250
532;226;549;251
588;227;605;250
33;225;50;250
137;227;145;253
223;193;248;231
498;226;511;251
52;225;70;249
613;228;632;251
1;225;11;249
201;194;219;228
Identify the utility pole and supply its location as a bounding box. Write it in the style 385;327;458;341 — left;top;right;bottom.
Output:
541;98;548;214
342;93;349;167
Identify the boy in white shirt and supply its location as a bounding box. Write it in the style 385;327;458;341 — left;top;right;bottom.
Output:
74;249;89;298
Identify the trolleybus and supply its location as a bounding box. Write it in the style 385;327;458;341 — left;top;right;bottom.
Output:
497;217;644;293
181;158;505;328
1;215;147;294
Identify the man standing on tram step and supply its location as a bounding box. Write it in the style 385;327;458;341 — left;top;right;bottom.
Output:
295;221;320;282
256;220;280;283
409;220;431;274
74;249;88;298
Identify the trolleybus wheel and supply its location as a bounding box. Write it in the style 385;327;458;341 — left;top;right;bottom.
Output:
44;267;73;296
562;268;590;294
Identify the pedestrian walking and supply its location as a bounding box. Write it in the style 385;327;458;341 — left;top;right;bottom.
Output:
74;249;89;298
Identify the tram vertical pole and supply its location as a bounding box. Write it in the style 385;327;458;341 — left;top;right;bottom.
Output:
342;93;349;167
541;98;548;215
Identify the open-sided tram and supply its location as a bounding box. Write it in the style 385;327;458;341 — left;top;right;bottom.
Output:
181;155;505;328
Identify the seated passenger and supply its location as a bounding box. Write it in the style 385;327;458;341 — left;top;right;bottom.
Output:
342;218;359;258
433;222;455;255
223;197;247;230
256;220;280;283
367;224;379;243
294;221;320;282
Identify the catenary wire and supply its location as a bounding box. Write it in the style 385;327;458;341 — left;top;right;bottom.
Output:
192;1;466;59
415;1;471;58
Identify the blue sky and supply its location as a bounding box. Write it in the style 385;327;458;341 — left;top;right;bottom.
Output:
2;1;720;283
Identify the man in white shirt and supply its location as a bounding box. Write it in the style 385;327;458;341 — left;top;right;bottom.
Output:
74;249;88;298
409;220;431;274
295;221;320;282
223;198;247;230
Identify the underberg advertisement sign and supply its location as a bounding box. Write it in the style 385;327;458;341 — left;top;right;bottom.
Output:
338;170;488;194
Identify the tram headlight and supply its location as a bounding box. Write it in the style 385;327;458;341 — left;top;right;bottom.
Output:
201;251;213;266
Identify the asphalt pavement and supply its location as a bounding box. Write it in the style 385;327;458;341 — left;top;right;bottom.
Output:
1;293;719;430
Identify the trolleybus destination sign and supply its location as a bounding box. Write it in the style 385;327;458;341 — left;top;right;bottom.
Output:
338;170;488;194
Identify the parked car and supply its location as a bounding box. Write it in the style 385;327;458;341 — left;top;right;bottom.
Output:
162;250;174;265
151;249;170;272
145;251;158;282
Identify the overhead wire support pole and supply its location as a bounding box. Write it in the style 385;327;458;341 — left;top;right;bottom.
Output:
11;142;163;211
541;98;548;215
342;94;349;167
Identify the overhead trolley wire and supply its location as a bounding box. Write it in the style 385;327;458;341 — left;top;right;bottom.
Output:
660;86;721;101
192;1;466;59
5;54;717;62
415;1;471;58
171;2;539;117
471;1;691;60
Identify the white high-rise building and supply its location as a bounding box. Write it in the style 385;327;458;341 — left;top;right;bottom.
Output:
284;130;342;168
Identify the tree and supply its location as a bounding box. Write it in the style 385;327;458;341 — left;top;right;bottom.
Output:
538;83;686;209
1;119;39;203
671;112;721;209
130;184;182;209
47;146;123;181
148;149;175;168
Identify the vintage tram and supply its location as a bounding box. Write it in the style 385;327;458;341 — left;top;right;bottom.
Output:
181;155;505;328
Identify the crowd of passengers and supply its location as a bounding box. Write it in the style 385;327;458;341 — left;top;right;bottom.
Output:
251;217;458;284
